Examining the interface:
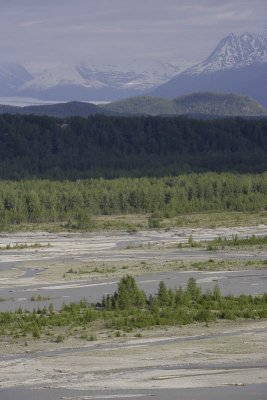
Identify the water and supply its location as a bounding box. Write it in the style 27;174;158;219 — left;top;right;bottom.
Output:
1;384;267;400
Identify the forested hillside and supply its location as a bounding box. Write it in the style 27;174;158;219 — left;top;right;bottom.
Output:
0;101;114;118
0;114;267;179
102;93;267;116
0;173;266;228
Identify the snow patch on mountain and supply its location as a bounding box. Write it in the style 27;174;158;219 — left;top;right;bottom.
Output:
21;64;108;90
185;33;267;75
18;60;182;94
77;60;181;91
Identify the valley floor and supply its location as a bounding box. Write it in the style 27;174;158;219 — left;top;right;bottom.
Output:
0;224;266;398
0;320;266;397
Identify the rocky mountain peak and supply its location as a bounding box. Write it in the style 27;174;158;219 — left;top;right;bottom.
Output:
185;33;267;75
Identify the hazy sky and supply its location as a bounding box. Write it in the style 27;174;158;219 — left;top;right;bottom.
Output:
1;0;266;69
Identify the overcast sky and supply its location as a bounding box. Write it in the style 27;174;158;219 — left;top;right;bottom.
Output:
1;0;266;69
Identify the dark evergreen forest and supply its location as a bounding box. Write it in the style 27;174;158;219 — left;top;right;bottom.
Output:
0;114;267;179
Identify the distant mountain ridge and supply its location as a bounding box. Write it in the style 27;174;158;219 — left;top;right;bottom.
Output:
102;92;267;117
0;93;266;118
0;61;182;101
151;33;267;106
0;33;266;103
0;101;114;118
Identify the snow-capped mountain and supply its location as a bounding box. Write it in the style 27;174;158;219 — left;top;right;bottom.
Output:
19;61;181;95
14;60;181;101
151;33;267;106
186;33;267;75
1;33;266;103
77;61;181;91
21;64;99;91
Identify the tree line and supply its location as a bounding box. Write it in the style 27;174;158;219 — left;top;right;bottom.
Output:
0;173;266;229
0;114;267;179
101;275;267;330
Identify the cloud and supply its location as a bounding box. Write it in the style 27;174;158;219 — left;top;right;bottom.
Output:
19;20;45;28
0;0;266;67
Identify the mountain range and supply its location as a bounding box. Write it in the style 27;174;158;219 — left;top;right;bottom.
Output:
0;93;266;118
151;33;267;106
0;61;181;101
0;33;266;105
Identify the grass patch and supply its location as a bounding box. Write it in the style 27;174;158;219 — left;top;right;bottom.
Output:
0;242;51;250
60;258;267;282
30;295;52;302
66;266;117;275
1;211;267;233
205;234;267;250
167;211;267;229
190;259;267;271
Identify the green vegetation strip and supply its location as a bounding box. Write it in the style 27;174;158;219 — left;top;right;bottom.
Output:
1;276;266;342
0;173;267;231
176;234;267;250
30;295;52;302
205;235;267;250
0;243;51;250
62;260;267;282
